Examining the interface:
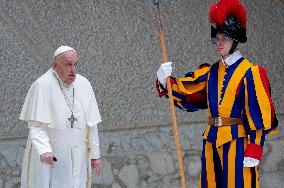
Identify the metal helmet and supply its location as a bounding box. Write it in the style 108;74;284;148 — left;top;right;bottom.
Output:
209;0;247;43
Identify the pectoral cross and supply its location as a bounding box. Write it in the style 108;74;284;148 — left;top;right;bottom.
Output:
68;113;77;128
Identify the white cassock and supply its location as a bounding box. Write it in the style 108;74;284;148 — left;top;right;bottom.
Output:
19;68;102;188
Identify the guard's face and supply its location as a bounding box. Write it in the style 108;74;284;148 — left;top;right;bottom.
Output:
53;51;78;85
216;33;233;58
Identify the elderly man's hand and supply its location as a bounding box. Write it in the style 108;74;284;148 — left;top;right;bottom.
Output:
40;152;55;166
91;158;102;176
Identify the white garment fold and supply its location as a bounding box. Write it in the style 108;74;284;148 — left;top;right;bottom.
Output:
28;121;52;155
89;124;100;159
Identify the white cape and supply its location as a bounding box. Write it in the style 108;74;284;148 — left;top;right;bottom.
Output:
20;68;101;128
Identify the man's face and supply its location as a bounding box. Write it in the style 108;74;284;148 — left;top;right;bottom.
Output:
216;33;233;58
53;51;78;85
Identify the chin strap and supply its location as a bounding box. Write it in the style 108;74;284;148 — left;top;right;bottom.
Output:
229;41;239;54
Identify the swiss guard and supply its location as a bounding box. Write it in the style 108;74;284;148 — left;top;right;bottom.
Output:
155;0;279;187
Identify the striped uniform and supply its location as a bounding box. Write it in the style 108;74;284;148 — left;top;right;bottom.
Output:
156;57;278;188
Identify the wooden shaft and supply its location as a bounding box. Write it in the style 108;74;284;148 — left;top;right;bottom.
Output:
159;27;168;63
159;27;187;188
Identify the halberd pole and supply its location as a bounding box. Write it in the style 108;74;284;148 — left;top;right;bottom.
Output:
154;2;187;188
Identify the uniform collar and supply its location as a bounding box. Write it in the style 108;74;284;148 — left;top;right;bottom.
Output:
221;50;242;67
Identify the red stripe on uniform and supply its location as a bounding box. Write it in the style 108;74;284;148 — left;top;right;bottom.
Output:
258;67;275;119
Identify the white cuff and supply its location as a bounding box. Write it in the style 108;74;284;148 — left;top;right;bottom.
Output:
89;124;101;159
243;157;259;167
28;121;52;155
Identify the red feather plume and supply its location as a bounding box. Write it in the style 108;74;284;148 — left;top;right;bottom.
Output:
209;0;247;28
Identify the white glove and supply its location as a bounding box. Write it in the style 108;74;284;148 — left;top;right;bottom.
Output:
157;62;172;86
243;157;259;167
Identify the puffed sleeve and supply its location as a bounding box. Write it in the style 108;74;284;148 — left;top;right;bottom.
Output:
243;65;278;161
156;64;210;112
244;65;278;134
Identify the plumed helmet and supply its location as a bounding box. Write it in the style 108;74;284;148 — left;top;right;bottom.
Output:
209;0;247;43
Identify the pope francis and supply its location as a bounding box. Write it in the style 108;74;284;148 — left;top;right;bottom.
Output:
19;46;102;188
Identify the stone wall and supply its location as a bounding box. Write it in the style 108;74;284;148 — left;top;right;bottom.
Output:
0;0;283;187
0;115;283;187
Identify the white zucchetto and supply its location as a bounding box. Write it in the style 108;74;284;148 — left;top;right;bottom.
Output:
53;46;76;59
